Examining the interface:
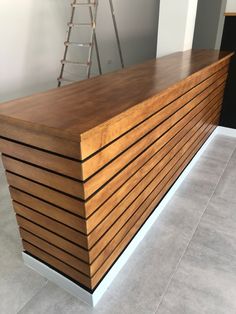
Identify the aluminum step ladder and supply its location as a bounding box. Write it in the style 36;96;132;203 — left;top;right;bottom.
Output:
58;0;124;87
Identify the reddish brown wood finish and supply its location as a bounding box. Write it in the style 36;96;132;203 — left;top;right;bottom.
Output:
0;50;233;291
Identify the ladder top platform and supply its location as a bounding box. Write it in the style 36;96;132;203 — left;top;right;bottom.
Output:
0;50;233;151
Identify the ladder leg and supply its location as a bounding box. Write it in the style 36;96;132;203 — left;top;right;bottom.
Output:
89;6;102;75
109;0;124;68
58;0;77;87
87;0;99;78
58;0;123;85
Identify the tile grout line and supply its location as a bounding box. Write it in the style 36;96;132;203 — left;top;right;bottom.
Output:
154;142;236;314
17;280;49;314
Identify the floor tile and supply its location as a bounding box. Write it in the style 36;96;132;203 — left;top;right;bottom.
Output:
175;154;226;206
0;250;47;314
19;221;189;314
0;159;4;174
156;210;236;313
156;142;236;313
16;285;122;314
156;236;236;314
206;194;236;225
175;137;234;203
212;148;236;203
0;173;12;212
156;194;206;238
156;278;236;314
202;135;236;163
0;208;47;314
196;213;236;256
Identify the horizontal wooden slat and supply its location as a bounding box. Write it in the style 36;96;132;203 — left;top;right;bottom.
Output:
20;228;90;276
16;216;89;263
90;118;219;288
0;138;84;184
2;156;84;199
22;116;218;290
85;87;225;233
22;241;92;289
4;83;226;225
84;82;226;219
86;96;223;251
14;202;87;248
87;103;222;262
83;85;225;219
83;73;228;200
6;173;85;217
9;92;223;258
0;119;82;159
90;109;219;261
81;65;228;179
21;115;219;288
13;102;220;274
9;187;87;233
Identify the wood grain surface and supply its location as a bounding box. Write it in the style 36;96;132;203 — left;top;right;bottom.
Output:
0;50;233;290
0;50;233;159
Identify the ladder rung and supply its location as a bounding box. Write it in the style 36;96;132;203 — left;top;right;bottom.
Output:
64;41;91;47
72;2;96;7
61;60;90;66
57;77;75;83
67;22;92;28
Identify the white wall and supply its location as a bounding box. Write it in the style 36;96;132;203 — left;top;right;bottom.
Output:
156;0;198;57
226;0;236;12
0;0;159;102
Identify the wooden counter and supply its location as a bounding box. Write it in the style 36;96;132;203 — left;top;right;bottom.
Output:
0;49;233;291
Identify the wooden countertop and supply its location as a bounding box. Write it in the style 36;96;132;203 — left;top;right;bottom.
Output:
0;50;233;143
224;13;236;16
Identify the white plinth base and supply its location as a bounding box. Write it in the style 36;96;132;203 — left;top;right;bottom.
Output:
22;252;95;306
23;126;235;307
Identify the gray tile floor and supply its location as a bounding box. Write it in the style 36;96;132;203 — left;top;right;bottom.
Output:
1;134;236;314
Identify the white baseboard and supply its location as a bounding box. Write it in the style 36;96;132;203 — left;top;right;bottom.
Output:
216;126;236;138
22;252;94;306
23;127;224;307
